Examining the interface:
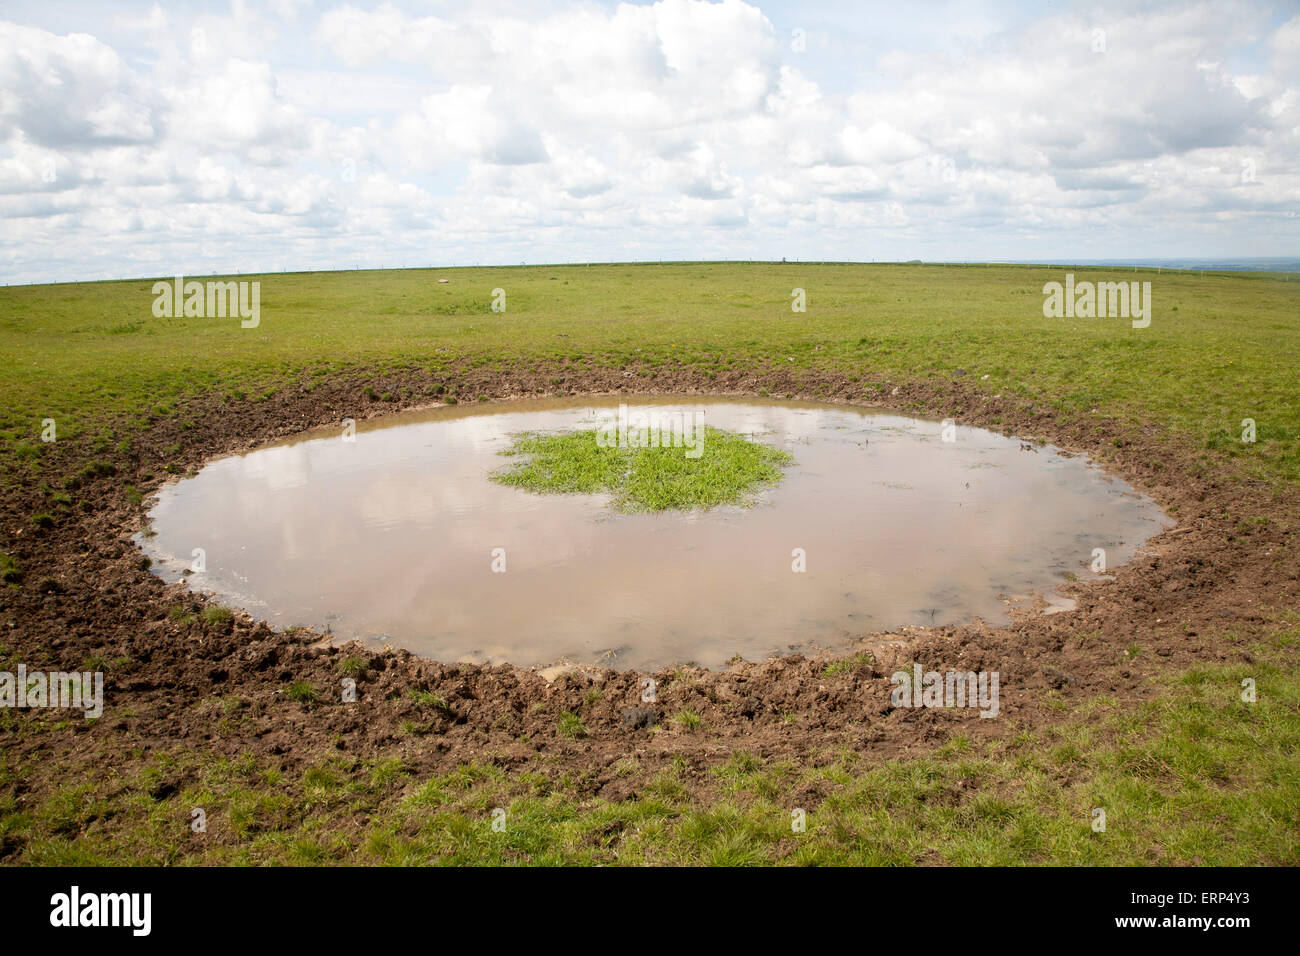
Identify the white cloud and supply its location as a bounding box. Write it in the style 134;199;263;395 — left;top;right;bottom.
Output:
0;22;155;148
0;0;1296;281
164;58;310;154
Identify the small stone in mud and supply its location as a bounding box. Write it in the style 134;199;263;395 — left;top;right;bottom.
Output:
620;706;657;731
1042;666;1075;688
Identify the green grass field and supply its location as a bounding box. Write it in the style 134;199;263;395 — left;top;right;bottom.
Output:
1;262;1297;865
2;262;1296;485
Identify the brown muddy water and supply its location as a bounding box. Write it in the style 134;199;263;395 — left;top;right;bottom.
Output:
138;397;1171;670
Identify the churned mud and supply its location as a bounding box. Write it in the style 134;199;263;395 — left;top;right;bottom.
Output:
1;360;1295;842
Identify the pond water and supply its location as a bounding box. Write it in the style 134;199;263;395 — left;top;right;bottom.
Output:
139;397;1171;670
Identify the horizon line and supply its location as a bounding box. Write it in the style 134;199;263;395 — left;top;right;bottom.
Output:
4;256;1298;290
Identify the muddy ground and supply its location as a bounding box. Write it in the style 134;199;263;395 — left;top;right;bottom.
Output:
1;360;1295;843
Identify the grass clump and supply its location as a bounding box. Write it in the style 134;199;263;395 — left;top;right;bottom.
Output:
286;681;318;704
823;653;875;678
557;711;588;739
337;655;368;678
673;709;703;731
201;605;234;626
409;689;448;710
492;425;793;512
167;604;195;625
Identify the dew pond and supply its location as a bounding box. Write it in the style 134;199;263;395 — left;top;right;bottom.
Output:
139;397;1171;670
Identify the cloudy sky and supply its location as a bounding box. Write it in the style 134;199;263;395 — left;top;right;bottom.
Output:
1;0;1297;284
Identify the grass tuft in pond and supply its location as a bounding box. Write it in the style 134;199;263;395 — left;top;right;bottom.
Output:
491;425;793;512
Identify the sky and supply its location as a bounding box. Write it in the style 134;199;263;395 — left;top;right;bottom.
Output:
1;0;1297;284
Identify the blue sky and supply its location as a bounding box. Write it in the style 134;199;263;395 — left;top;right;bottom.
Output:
1;0;1297;283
